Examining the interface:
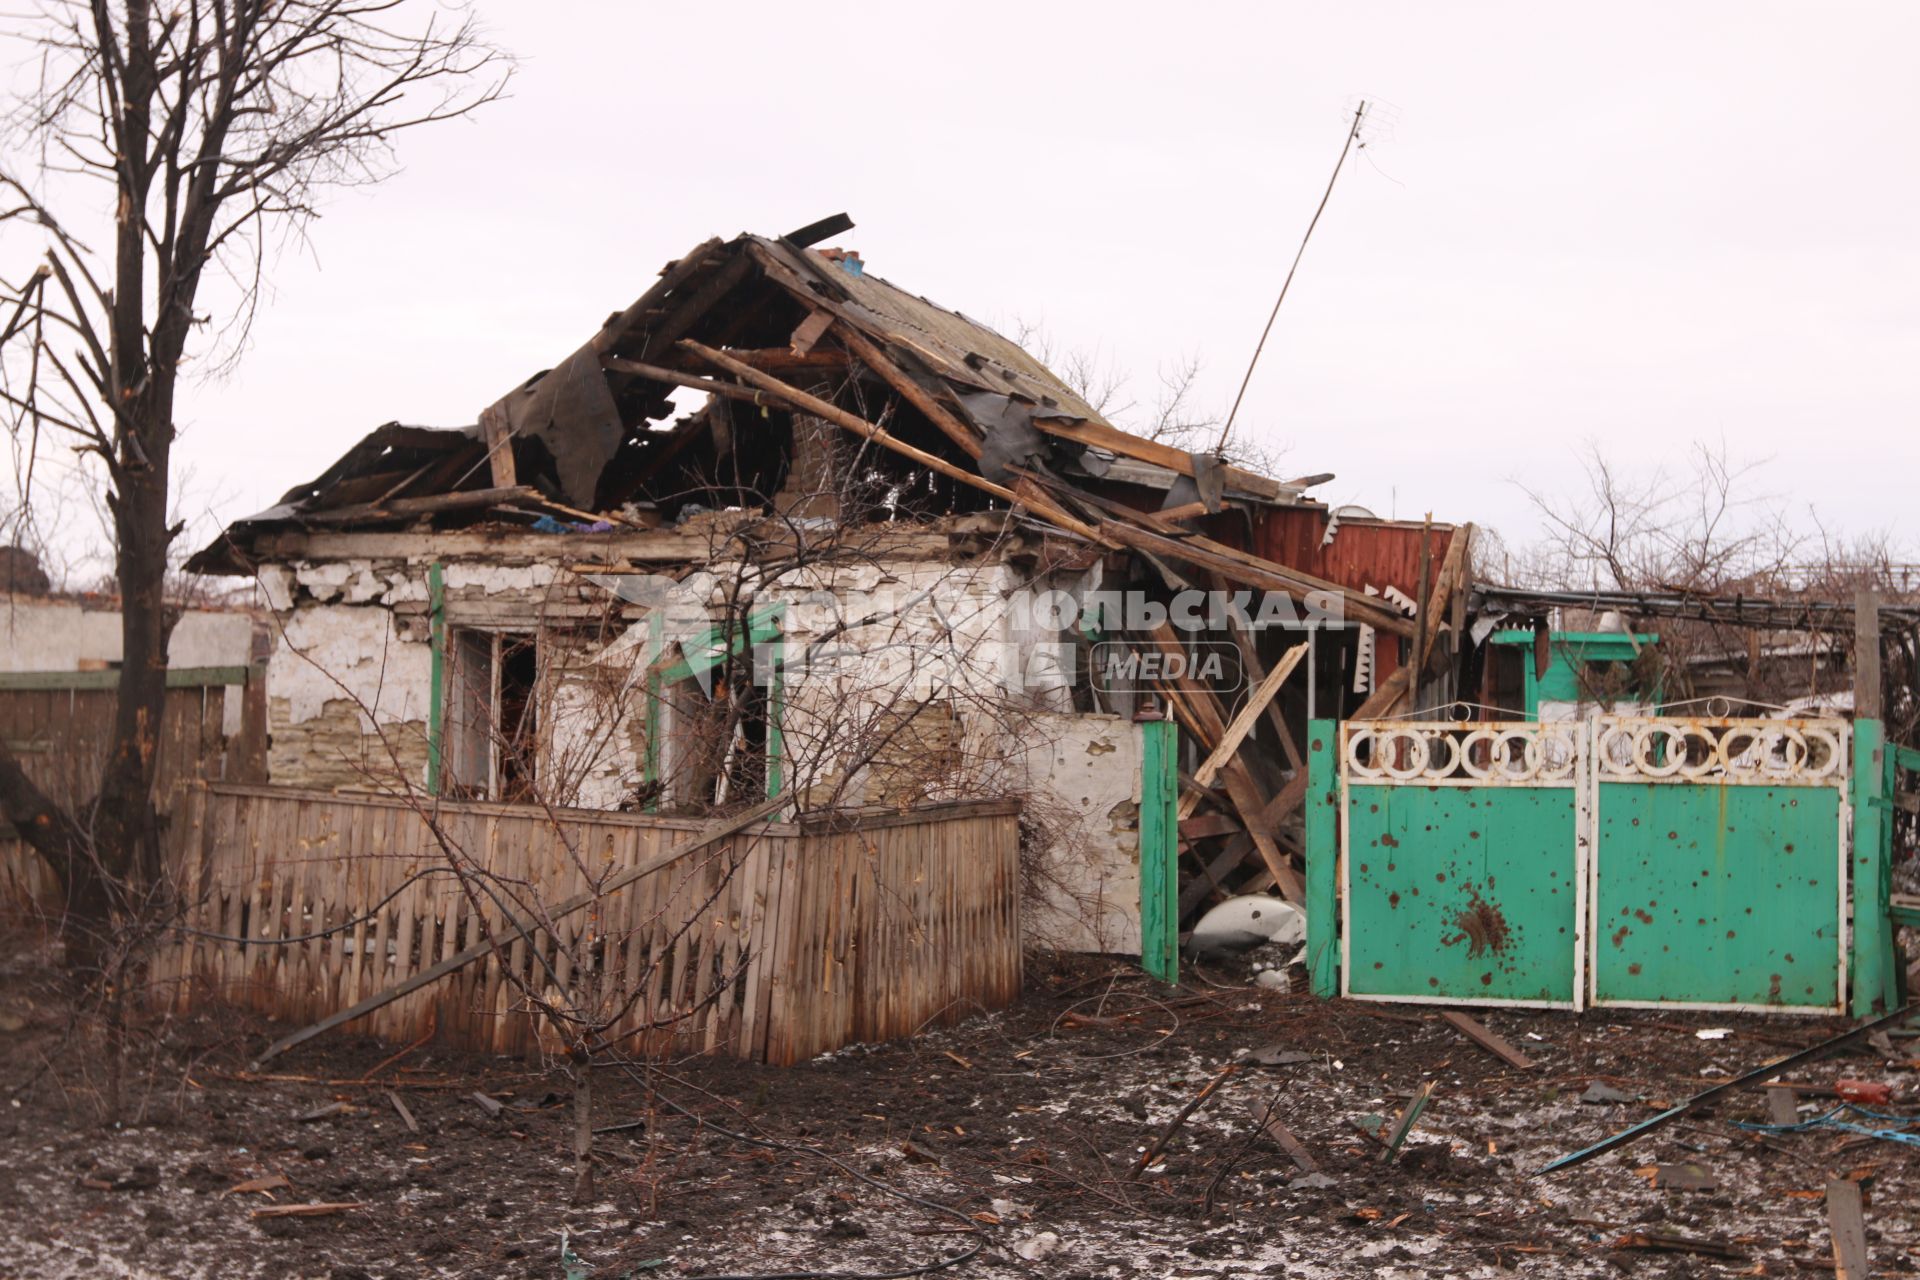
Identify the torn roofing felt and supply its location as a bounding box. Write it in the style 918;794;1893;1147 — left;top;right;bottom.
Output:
188;215;1323;577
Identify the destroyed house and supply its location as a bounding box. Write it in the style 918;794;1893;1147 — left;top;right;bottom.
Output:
192;216;1464;961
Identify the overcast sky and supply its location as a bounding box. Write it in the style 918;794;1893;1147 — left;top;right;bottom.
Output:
13;1;1920;566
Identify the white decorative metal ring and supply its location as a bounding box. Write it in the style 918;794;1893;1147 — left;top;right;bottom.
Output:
1633;723;1689;778
1377;728;1431;781
1456;728;1503;780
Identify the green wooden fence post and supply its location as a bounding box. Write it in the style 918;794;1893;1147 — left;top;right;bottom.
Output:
1138;716;1179;984
1306;718;1339;997
1850;717;1894;1017
426;562;446;796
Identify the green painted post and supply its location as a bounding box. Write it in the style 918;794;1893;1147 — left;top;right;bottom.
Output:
1138;716;1179;984
1305;719;1339;997
426;562;446;796
643;611;662;812
1850;717;1893;1017
763;621;784;801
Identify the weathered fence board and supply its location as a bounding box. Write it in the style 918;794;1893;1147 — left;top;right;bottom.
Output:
157;784;1021;1064
1;677;264;911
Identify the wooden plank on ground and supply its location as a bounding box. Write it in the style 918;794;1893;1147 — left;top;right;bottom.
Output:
1440;1010;1536;1070
1247;1098;1319;1173
1827;1178;1869;1280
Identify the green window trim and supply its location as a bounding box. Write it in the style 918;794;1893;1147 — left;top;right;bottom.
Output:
426;562;446;797
644;602;787;808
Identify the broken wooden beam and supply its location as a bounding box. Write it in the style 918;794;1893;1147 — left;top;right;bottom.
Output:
387;1089;420;1134
250;1202;363;1220
829;322;983;461
678;341;1105;543
1827;1178;1870;1279
1440;1010;1537;1071
1103;521;1419;638
1177;642;1306;821
1128;1064;1239;1179
1178;812;1242;843
1147;624;1303;900
1247;1098;1319;1173
304;485;538;525
1379;1080;1436;1163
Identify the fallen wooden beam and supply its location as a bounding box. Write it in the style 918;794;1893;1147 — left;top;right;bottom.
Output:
1129;1064;1239;1179
1177;642;1307;821
250;792;788;1068
1247;1098;1319;1173
1828;1178;1869;1279
1178;812;1242;842
1104;521;1419;639
1440;1010;1537;1071
829;322;982;461
1148;624;1303;900
387;1090;420;1134
680;341;1105;543
250;1202;363;1220
304;485;538;525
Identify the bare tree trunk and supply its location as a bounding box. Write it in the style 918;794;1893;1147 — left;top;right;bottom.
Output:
570;1053;595;1205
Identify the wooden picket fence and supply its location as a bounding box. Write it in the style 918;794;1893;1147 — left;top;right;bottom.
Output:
154;784;1021;1064
1;669;265;913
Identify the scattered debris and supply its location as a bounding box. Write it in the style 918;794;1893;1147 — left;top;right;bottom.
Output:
222;1174;293;1199
1638;1163;1717;1191
1736;1103;1920;1150
1129;1063;1239;1179
248;1201;363;1220
471;1091;505;1117
1540;1002;1920;1174
294;1101;355;1123
1835;1078;1893;1105
1696;1028;1733;1041
387;1089;420;1134
77;1165;160;1193
1013;1232;1062;1262
1246;1098;1319;1173
1610;1231;1747;1260
1766;1084;1801;1125
1235;1044;1314;1067
1440;1010;1537;1070
1378;1080;1435;1163
1579;1081;1639;1105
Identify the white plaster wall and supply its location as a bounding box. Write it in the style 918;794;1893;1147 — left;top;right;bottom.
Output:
1017;713;1144;955
256;552;1145;954
269;604;434;730
0;598;254;671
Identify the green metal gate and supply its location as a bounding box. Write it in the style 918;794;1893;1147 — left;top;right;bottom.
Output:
1588;717;1849;1012
1327;716;1852;1014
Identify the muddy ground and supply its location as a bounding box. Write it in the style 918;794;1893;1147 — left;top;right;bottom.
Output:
2;936;1917;1280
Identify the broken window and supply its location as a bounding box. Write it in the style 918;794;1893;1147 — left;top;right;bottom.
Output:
443;627;540;802
658;664;772;811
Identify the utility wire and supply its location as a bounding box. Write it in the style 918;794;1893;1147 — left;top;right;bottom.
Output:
1216;101;1367;454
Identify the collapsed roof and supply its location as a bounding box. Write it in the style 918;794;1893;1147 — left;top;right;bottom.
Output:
190;214;1419;636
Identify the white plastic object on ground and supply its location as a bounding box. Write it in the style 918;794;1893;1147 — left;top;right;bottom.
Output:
1188;896;1305;955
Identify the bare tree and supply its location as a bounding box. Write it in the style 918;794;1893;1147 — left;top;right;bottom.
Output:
0;2;508;978
1008;318;1290;479
1510;439;1802;594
